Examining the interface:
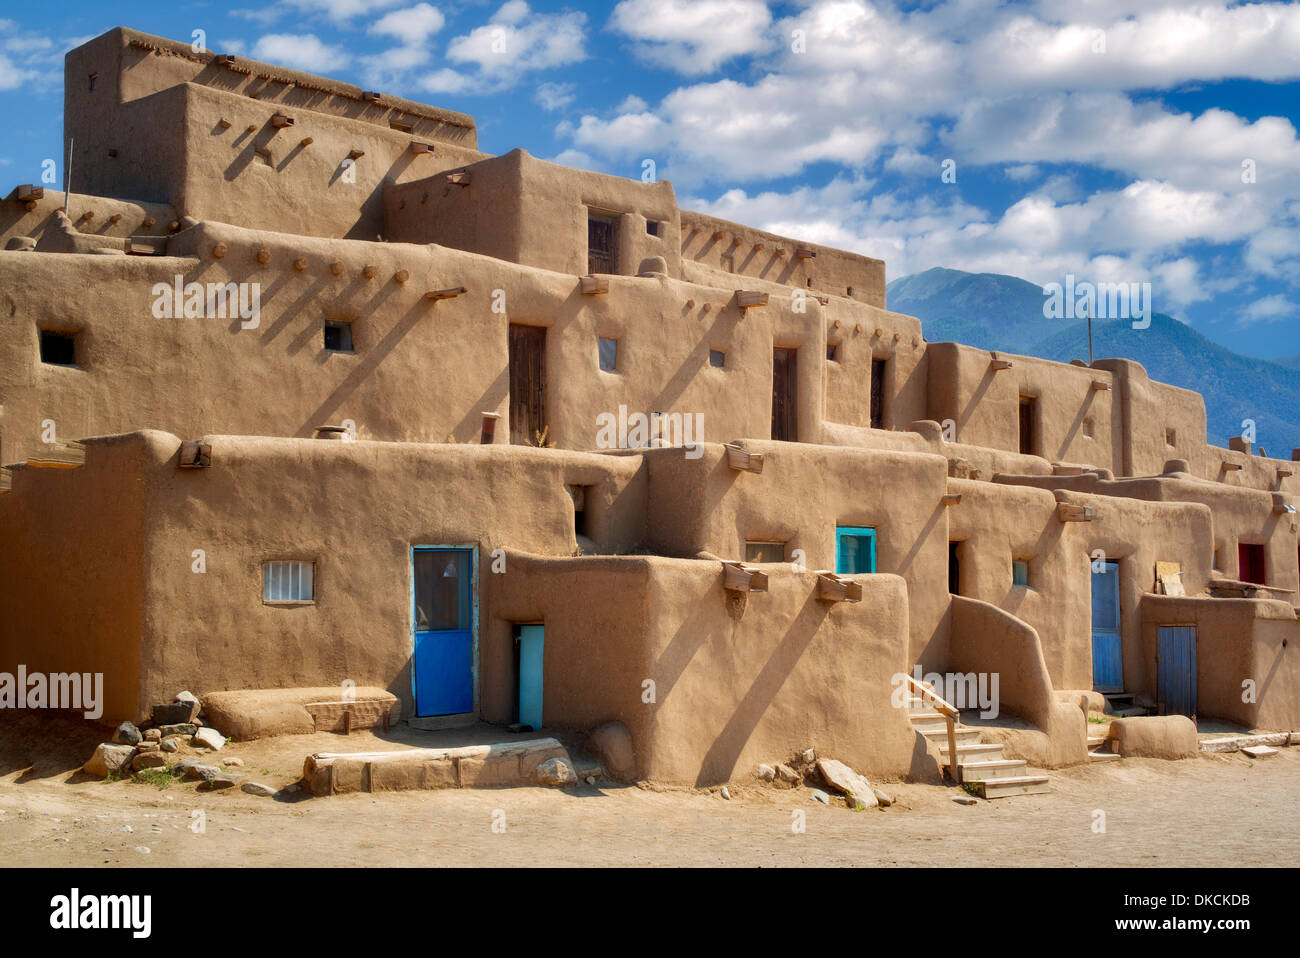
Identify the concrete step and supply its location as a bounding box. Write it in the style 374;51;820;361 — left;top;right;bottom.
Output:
958;759;1029;781
908;711;950;732
1088;751;1122;764
1087;735;1109;750
940;743;1005;765
970;775;1051;799
921;726;982;745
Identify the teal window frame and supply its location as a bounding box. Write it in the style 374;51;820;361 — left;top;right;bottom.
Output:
835;526;877;574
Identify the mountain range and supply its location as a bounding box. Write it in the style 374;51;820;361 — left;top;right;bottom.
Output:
886;268;1300;457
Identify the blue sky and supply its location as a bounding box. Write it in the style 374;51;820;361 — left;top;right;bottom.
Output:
2;0;1298;360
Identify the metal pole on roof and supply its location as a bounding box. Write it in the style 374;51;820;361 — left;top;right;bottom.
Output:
1086;300;1094;366
64;138;73;214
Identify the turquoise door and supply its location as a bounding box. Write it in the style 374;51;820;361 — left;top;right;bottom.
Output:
1091;560;1122;692
835;527;876;574
518;625;544;730
412;548;474;716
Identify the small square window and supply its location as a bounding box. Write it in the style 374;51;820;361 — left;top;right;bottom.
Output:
646;220;661;236
1165;428;1176;446
39;330;77;366
745;541;786;563
598;337;618;372
323;321;353;352
1012;559;1029;587
1083;417;1094;438
709;349;726;368
263;560;315;602
827;344;839;362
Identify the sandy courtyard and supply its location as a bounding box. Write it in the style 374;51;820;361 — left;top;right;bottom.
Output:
0;717;1295;867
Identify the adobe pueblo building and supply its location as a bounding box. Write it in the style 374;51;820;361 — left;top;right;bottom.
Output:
1;28;1297;790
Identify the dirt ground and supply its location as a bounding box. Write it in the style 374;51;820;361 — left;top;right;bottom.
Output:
1;715;1296;867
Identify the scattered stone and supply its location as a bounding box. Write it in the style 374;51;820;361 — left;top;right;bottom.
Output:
152;700;199;725
816;758;879;808
200;772;246;791
134;741;160;753
112;722;142;746
121;825;133;833
585;776;596;785
774;764;801;787
182;763;220;783
191;727;225;750
83;743;136;778
801;748;816;765
143;729;161;743
174;690;199;707
158;723;198;738
952;794;978;806
809;788;830;805
241;782;277;797
134;846;151;854
172;757;204;777
160;739;179;753
872;787;895;807
131;752;166;772
223;757;244;767
534;757;579;787
755;763;776;782
720;786;731;800
54;837;68;843
1242;745;1278;758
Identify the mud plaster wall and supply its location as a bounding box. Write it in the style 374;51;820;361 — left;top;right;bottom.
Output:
641;441;952;670
1139;595;1300;729
0;431;648;722
948;479;1213;694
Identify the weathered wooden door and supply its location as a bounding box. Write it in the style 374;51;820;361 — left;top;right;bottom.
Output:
517;624;544;731
508;324;546;445
1157;626;1197;718
772;348;797;441
588;213;615;274
1090;559;1122;691
412;548;474;717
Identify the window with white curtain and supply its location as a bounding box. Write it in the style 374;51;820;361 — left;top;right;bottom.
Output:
263;560;315;602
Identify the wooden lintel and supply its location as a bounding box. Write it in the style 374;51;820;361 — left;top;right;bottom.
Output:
735;290;769;309
817;573;862;603
723;561;768;594
17;184;43;202
446;171;471;186
795;246;816;259
941;493;962;506
1090;380;1112;391
271;114;295;128
178;440;212;469
27;441;86;469
1221;462;1243;471
425;286;466;301
1277;468;1293;480
409;142;435;155
724;442;764;475
1057;502;1098;522
990;357;1014;370
580;276;609;295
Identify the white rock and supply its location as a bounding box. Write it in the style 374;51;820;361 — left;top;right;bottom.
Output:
816;758;879;808
191;727;225;750
534;757;579;787
720;786;731;800
82;743;135;778
1242;745;1278;758
755;763;776;781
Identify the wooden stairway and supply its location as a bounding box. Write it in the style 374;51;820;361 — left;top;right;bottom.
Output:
906;694;1050;799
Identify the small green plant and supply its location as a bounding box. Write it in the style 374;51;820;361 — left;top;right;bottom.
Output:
960;782;980;797
1088;716;1108;724
132;768;174;789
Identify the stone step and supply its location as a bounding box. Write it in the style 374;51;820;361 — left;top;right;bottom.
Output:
1087;735;1109;750
957;759;1029;781
908;711;950;731
940;743;1005;765
1104;692;1136;706
1088;751;1122;764
970;775;1051;799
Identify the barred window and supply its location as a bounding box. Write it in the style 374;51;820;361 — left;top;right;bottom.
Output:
263;560;315;602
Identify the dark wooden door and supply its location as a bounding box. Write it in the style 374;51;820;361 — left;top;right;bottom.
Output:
870;358;886;428
1019;396;1037;455
772;348;797;442
588;214;615;274
1238;543;1266;584
509;325;546;445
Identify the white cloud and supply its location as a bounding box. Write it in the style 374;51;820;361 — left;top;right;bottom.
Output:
445;2;587;75
1240;293;1295;325
535;81;575;112
370;3;445;42
251;34;350;72
608;0;774;75
1004;164;1040;182
615;94;648;114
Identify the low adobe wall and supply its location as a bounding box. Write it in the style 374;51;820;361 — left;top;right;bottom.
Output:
1139;594;1300;729
487;552;930;785
948;595;1087;767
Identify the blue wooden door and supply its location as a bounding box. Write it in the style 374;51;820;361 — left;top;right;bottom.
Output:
835;527;876;574
412;548;474;716
1090;560;1122;691
1158;626;1197;718
518;625;544;730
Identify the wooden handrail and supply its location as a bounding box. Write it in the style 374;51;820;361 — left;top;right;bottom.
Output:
905;674;962;784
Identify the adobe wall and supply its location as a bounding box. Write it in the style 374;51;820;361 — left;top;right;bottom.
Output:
641;441;952;669
1;189;175;250
1139;595;1300;729
489;555;926;785
64;29;483;239
678;210;886;309
0;433;151;721
948;479;1214;694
